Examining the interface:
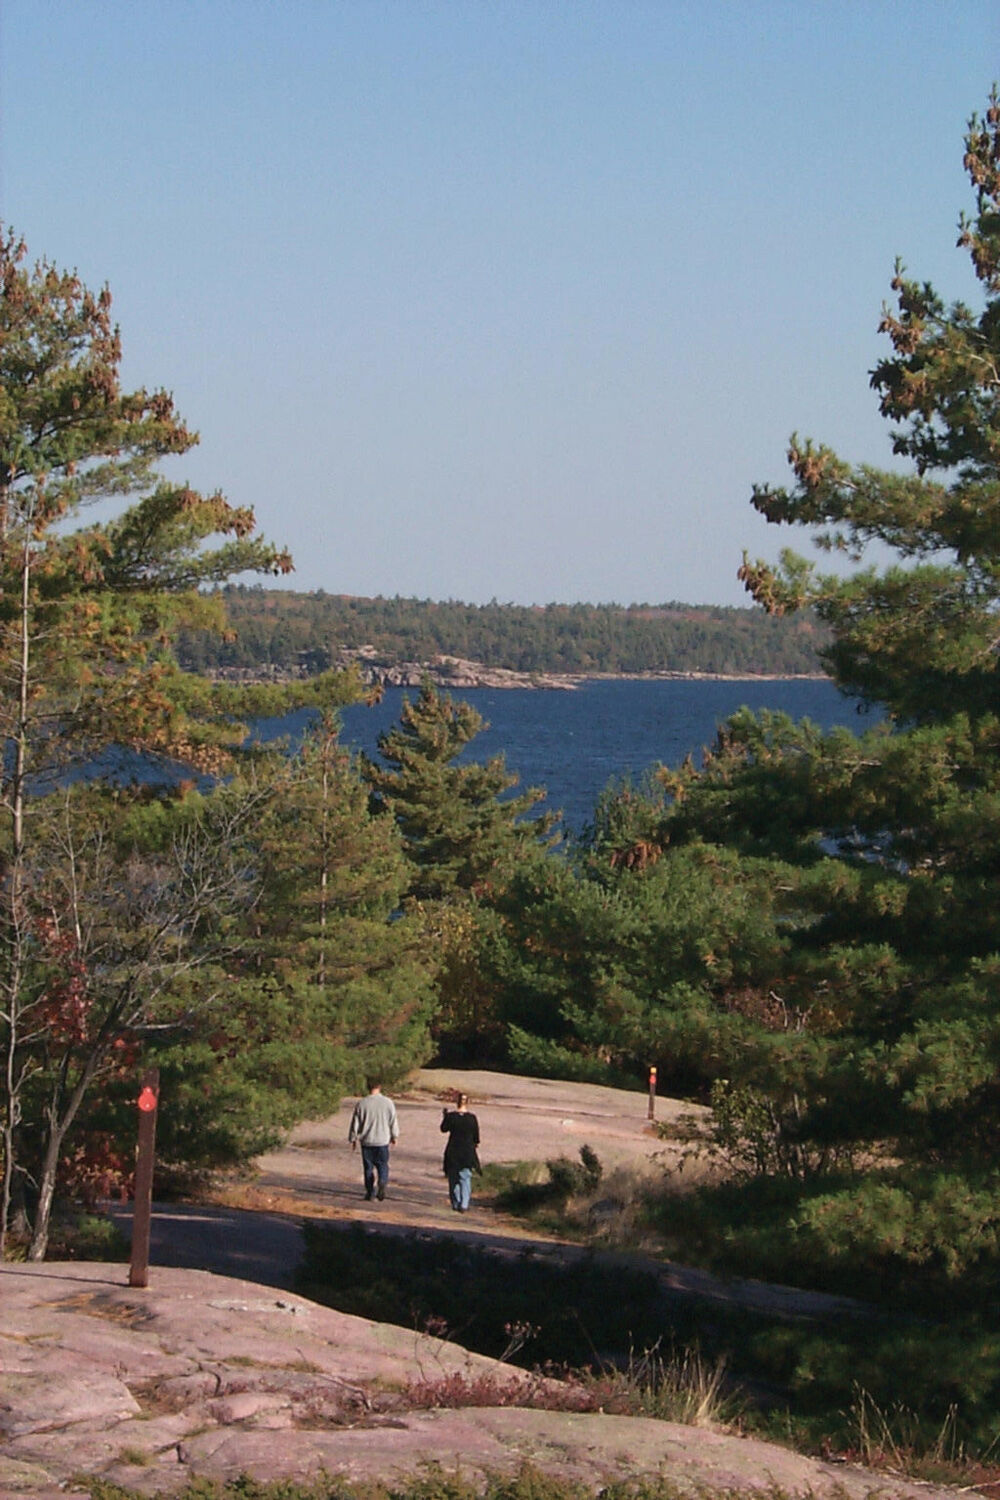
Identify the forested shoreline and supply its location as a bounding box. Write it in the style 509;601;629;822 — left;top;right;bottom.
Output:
176;589;826;680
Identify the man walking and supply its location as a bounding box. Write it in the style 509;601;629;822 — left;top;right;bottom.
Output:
348;1080;399;1201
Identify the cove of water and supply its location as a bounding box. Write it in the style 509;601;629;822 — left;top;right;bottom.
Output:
253;677;878;836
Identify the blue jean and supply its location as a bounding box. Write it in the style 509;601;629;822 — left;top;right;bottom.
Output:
448;1167;472;1211
361;1144;389;1197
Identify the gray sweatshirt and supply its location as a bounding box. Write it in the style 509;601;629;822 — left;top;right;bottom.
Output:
348;1092;399;1147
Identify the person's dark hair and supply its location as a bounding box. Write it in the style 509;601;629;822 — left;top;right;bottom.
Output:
457;1092;469;1108
367;1079;382;1093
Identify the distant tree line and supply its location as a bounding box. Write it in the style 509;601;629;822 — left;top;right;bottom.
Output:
175;591;827;678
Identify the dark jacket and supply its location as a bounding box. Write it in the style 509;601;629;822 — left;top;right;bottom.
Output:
441;1109;481;1174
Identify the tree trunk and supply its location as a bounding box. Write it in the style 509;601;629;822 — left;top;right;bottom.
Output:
26;1133;61;1261
27;1052;100;1261
0;525;33;1258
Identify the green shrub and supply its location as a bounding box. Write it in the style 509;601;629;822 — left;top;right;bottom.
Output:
505;1028;614;1085
48;1208;130;1262
488;1148;604;1221
546;1146;603;1200
84;1465;796;1500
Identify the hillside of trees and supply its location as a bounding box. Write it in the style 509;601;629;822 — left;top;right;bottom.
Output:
176;590;826;679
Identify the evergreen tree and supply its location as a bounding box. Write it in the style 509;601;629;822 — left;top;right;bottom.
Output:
494;92;1000;1288
739;89;1000;727
658;90;1000;1279
485;825;790;1090
241;712;436;1091
84;727;438;1189
363;682;557;901
0;227;296;1257
361;682;559;1061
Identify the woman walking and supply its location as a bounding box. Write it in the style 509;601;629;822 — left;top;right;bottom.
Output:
440;1093;481;1212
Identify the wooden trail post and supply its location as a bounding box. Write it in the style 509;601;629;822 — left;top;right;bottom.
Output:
647;1064;657;1122
129;1068;159;1288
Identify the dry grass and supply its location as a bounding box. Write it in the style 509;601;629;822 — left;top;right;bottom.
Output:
196;1178;348;1220
48;1291;153;1328
492;1159;669;1254
396;1342;738;1430
844;1386;1000;1484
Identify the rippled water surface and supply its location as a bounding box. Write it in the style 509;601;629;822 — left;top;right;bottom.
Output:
256;677;878;835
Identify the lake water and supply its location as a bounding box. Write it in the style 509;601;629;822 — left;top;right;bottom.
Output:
257;677;878;836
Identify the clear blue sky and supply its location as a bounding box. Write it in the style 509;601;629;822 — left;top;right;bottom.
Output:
1;2;996;606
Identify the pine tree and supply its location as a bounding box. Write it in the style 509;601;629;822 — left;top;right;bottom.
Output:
0;228;293;1257
739;89;1000;727
363;682;557;902
242;712;436;1089
659;91;1000;1278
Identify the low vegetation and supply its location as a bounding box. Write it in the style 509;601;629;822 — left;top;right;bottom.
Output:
295;1216;672;1371
294;1153;1000;1474
81;1467;856;1500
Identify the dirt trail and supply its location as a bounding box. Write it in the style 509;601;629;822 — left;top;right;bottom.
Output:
256;1067;686;1225
111;1069;867;1323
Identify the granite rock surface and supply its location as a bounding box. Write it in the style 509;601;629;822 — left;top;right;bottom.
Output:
0;1260;984;1500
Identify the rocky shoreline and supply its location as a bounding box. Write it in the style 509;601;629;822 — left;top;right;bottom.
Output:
360;654;581;690
208;653;826;691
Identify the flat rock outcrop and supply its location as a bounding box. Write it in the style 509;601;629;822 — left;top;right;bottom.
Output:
357;654;579;690
0;1260;983;1499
